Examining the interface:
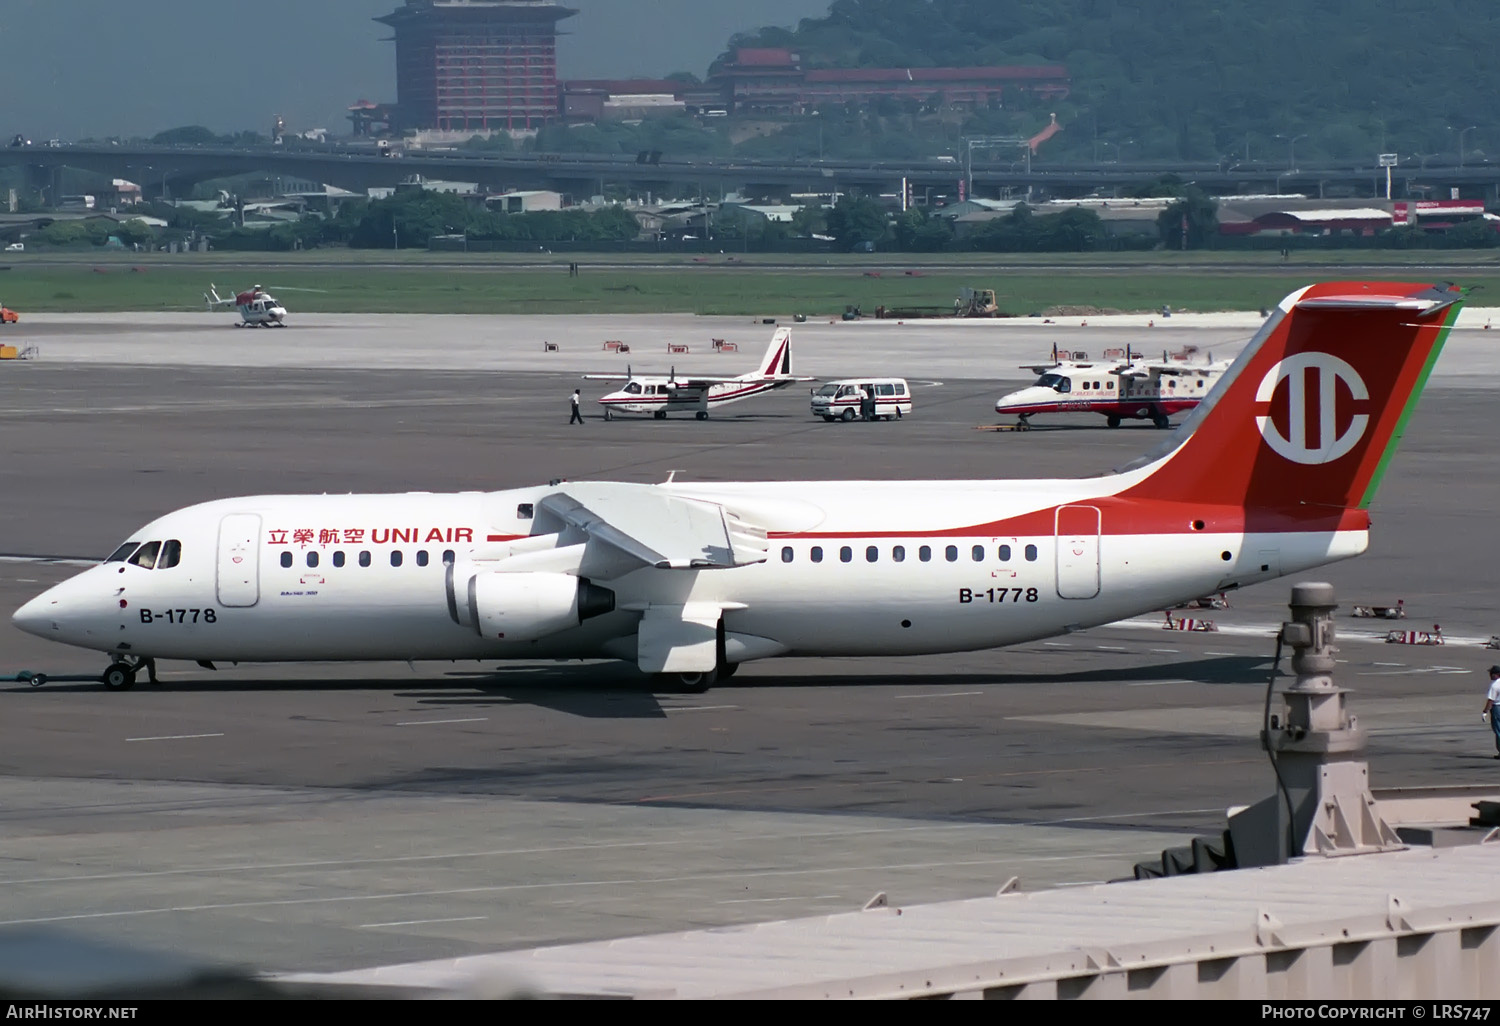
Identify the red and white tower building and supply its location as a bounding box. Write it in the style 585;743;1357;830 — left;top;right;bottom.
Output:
376;1;576;132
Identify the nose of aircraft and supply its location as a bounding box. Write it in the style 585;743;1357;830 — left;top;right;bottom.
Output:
11;589;58;639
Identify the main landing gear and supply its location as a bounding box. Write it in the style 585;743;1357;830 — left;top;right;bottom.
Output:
102;656;158;691
660;620;738;693
671;661;739;694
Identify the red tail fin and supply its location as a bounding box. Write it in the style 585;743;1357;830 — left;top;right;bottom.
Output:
752;327;792;377
1123;282;1461;511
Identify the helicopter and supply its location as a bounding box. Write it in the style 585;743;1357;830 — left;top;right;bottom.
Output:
204;283;289;327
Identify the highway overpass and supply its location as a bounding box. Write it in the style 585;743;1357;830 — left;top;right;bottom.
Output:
2;143;1497;204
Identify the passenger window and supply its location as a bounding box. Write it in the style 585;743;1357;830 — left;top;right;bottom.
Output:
128;541;161;569
895;383;906;395
280;551;293;568
517;503;534;520
417;550;430;567
158;539;182;569
840;546;852;563
877;384;894;396
892;545;905;562
999;544;1011;561
919;545;931;562
971;545;984;561
1025;544;1038;561
810;546;823;563
333;551;346;568
781;546;793;563
391;550;403;567
106;541;140;563
945;545;958;562
359;551;371;567
866;546;878;562
443;549;455;564
1107;381;1115;390
306;551;319;568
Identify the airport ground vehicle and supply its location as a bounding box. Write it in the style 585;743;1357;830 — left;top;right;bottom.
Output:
810;378;911;421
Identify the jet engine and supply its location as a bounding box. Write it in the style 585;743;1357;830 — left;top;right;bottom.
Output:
459;571;614;642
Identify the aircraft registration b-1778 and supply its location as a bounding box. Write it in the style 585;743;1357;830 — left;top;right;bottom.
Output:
995;345;1231;429
12;281;1460;693
586;327;812;420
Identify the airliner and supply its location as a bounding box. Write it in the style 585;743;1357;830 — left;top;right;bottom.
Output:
586;327;812;420
12;281;1460;693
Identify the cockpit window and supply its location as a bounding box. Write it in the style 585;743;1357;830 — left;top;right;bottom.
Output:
105;542;140;563
158;540;182;569
1037;373;1071;393
625;382;643;395
128;541;161;569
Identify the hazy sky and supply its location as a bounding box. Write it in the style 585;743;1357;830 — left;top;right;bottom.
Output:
0;0;828;139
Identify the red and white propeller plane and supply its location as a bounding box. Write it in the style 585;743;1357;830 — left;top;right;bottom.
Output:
12;281;1461;693
587;327;812;420
995;344;1231;429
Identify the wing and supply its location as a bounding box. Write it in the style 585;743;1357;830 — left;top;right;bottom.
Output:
667;374;816;389
537;482;768;576
581;374;631;381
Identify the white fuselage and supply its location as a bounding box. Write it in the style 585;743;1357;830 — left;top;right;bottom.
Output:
14;480;1365;666
598;378;780;416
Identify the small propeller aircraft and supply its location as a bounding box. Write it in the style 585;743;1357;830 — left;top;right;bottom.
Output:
995;343;1231;429
586;327;813;420
205;284;288;327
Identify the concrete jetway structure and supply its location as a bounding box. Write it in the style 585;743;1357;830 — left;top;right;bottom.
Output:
282;584;1500;1000
282;844;1500;999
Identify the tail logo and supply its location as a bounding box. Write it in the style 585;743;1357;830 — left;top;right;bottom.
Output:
1254;353;1370;465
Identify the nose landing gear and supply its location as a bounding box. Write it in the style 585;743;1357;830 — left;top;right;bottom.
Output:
102;656;158;691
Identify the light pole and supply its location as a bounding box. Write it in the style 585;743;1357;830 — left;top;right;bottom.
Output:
1277;133;1308;171
1457;124;1477;168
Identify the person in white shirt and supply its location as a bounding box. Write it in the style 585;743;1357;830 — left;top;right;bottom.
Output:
1482;666;1500;758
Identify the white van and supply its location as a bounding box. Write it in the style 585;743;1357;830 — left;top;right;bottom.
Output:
810;378;912;421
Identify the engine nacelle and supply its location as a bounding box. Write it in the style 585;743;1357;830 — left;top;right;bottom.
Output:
464;572;614;642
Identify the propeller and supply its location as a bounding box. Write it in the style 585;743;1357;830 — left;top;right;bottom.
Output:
266;285;328;293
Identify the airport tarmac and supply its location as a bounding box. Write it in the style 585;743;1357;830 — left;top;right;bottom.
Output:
0;310;1497;980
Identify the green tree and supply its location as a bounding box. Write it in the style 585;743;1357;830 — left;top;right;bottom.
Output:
112;218;157;248
824;195;890;248
893;208;954;251
151;125;219;146
1157;188;1217;250
791;204;827;237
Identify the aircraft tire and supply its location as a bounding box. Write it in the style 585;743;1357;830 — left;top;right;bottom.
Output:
840;408;856;422
1106;415;1122;428
604;409;612;421
718;662;739;679
671;668;718;693
695;411;708;421
101;662;136;691
1152;413;1171;429
653;410;667;420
